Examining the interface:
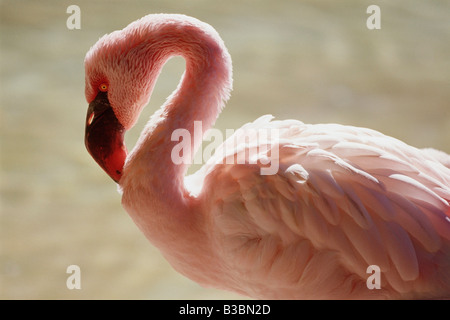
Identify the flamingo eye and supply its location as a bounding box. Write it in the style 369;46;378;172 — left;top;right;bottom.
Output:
99;83;108;92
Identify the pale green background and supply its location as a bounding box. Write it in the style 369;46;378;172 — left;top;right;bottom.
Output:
1;0;449;299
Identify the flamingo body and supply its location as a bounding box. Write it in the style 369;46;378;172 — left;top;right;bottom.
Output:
84;14;450;299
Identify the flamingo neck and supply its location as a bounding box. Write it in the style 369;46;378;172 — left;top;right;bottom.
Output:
120;16;232;246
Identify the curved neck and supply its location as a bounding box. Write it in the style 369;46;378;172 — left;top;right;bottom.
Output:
120;17;232;222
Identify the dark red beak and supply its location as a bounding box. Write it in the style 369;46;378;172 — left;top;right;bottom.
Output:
85;91;127;183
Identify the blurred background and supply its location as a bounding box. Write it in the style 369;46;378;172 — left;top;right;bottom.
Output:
1;0;449;299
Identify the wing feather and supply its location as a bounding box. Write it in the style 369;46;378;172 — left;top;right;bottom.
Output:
379;221;419;281
197;117;450;298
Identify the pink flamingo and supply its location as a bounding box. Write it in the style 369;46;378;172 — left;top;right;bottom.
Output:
84;14;450;299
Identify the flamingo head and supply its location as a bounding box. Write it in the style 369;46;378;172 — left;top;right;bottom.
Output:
83;14;232;183
84;24;157;183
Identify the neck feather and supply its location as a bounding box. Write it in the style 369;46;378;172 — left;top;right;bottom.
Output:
120;15;232;230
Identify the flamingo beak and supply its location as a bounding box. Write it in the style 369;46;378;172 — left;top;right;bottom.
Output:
85;91;127;183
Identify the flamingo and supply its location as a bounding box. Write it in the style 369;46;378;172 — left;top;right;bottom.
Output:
84;14;450;299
